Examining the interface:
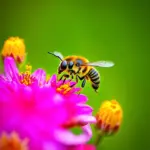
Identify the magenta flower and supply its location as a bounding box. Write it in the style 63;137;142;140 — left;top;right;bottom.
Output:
0;57;96;150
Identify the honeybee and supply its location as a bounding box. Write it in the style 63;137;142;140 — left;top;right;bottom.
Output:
48;51;114;92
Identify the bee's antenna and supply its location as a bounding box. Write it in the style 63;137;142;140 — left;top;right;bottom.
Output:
47;51;63;61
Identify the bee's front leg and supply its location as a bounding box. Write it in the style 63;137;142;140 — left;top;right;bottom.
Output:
68;72;74;82
59;74;65;80
70;74;78;87
63;74;70;84
59;74;69;84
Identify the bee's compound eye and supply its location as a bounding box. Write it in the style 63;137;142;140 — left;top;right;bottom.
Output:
61;60;67;69
76;59;83;67
68;61;74;69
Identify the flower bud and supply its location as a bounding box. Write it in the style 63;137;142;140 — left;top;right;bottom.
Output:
96;100;123;135
1;37;26;63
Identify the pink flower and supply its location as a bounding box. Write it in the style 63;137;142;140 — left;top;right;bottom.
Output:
0;57;96;150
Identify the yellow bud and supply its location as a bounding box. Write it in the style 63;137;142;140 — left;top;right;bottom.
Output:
96;100;123;134
1;37;26;63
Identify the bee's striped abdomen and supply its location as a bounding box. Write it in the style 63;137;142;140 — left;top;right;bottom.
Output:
88;68;100;91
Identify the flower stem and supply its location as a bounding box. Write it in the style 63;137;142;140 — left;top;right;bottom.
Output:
95;130;104;148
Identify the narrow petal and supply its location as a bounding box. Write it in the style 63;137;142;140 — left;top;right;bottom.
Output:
31;69;46;85
69;94;88;103
77;104;93;114
69;81;77;86
44;141;96;150
47;74;57;86
43;141;61;150
77;94;88;103
4;57;19;81
0;74;6;80
54;124;92;145
74;115;96;125
69;87;81;94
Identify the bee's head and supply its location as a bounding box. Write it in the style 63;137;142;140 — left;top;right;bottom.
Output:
58;60;67;74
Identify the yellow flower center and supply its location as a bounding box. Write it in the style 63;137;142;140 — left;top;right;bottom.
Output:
0;132;29;150
96;99;123;132
56;83;72;95
1;37;26;63
19;65;34;86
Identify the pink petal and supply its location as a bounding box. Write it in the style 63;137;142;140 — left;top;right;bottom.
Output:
4;57;19;81
77;94;88;103
0;81;11;94
54;124;92;145
0;74;6;80
74;115;96;125
69;94;88;103
31;69;46;85
77;104;93;114
43;142;61;150
69;87;81;94
47;74;57;86
69;81;77;86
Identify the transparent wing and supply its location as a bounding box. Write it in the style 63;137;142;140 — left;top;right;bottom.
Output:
53;51;64;60
48;51;64;60
84;61;115;67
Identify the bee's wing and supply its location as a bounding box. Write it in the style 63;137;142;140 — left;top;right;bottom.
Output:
48;51;64;61
53;51;64;60
83;61;115;67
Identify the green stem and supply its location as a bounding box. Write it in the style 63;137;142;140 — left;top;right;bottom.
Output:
95;131;105;148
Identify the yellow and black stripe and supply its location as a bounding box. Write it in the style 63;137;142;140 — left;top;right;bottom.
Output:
88;68;100;91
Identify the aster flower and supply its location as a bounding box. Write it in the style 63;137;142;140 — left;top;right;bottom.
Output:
0;56;96;150
0;36;122;150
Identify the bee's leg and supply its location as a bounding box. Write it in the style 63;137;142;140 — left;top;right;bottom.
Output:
77;67;81;74
76;75;79;83
56;72;60;81
59;74;69;84
69;74;74;83
59;74;69;80
81;78;86;88
70;75;82;96
76;76;85;95
77;75;85;81
68;72;74;82
71;73;74;80
62;74;70;84
70;75;77;87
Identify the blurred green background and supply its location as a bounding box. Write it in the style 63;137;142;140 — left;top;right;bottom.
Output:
0;0;150;150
